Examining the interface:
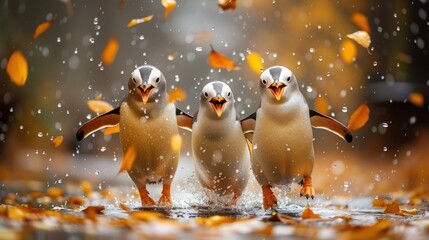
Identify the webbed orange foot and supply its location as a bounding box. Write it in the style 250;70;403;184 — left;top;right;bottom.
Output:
262;185;277;210
138;186;156;206
158;184;173;208
299;176;315;199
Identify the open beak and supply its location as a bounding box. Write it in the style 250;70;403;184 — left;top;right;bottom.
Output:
269;82;286;101
209;97;227;118
137;84;155;104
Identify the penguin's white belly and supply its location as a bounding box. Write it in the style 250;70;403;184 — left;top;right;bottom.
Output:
252;114;314;186
120;103;179;184
192;125;250;195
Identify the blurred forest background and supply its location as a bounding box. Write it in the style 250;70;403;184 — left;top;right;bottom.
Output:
0;0;428;200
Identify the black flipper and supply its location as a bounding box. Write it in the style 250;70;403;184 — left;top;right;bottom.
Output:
176;108;193;132
76;107;120;141
309;109;353;143
241;111;257;152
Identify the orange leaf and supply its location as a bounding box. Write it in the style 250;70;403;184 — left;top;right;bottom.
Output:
127;15;154;28
218;0;236;11
339;39;357;64
351;12;370;33
102;38;119;66
208;46;239;70
52;136;64;148
118;145;137;174
384;202;403;215
131;211;164;221
119;0;126;8
409;92;425;107
195;215;235;227
348;103;370;131
103;124;120;135
246;51;263;74
161;0;176;21
80;181;93;197
6;50;28;86
301;205;321;219
87;100;114;114
314;97;329;115
347;31;371;49
119;202;130;212
83;205;105;222
372;198;388;208
33;19;54;40
168;87;187;103
67;196;86;206
47;187;64;198
170;134;182;153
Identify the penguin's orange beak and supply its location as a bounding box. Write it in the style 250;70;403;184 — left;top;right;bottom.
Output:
209;97;227;118
269;82;286;101
138;84;155;104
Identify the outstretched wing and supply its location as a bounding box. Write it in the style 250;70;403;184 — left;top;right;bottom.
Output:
309;109;353;143
176;108;193;132
76;107;120;141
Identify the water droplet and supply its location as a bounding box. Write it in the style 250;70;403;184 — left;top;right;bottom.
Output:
89;38;95;43
195;47;203;52
341;106;348;112
100;147;106;152
38;132;43;137
373;61;378;66
383;146;388;152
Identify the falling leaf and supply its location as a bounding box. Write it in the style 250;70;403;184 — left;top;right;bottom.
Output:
409;92;425;107
119;0;126;8
118;145;137;174
171;134;182;153
339;39;357;64
52;136;64;148
347;31;371;49
87;100;114;114
196;215;236;227
47;187;64;198
208;46;240;70
102;38;119;66
351;12;370;33
348;103;370;131
119;202;130;212
127;15;154;28
66;196;86;206
61;0;74;16
104;124;120;135
161;0;176;21
6;50;28;87
218;0;236;11
168;88;187;103
314;97;329;115
246;51;263;74
33;18;54;40
301;205;321;219
80;181;93;197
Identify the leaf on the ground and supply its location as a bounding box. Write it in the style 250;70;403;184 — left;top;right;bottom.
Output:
196;215;236;227
161;0;176;21
119;202;130;212
409;92;425;107
6;50;28;87
372;198;388;208
218;0;237;11
80;181;93;197
52;136;64;148
66;196;86;206
102;38;119;66
351;12;370;33
209;46;239;70
339;39;357;64
168;88;186;103
103;124;120;135
276;213;300;223
83;205;105;222
314;97;329;115
131;211;164;221
118;145;137;174
127;15;154;28
301;205;321;219
348;103;370;131
47;187;64;198
33;18;54;40
340;220;392;240
347;31;371;49
246;51;264;74
87;100;114;114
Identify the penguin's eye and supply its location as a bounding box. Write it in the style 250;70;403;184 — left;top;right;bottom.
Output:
156;77;160;83
287;76;291;82
132;78;137;83
227;92;231;97
204;92;209;98
262;79;267;85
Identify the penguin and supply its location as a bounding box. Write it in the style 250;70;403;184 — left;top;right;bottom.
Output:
191;81;250;206
76;65;192;208
241;66;353;210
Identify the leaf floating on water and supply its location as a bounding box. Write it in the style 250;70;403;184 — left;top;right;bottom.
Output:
168;88;187;103
170;134;182;153
218;0;236;11
127;15;154;28
161;0;176;21
409;92;425;107
246;51;264;74
348;103;370;131
66;196;86;206
339;39;357;64
196;215;236;227
6;50;28;87
33;18;54;40
208;46;240;70
118;145;137;174
301;204;321;219
351;12;370;33
83;205;105;222
347;31;371;49
52;136;64;148
131;211;164;221
103;124;120;135
102;38;119;66
87;100;114;114
314;97;329;115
